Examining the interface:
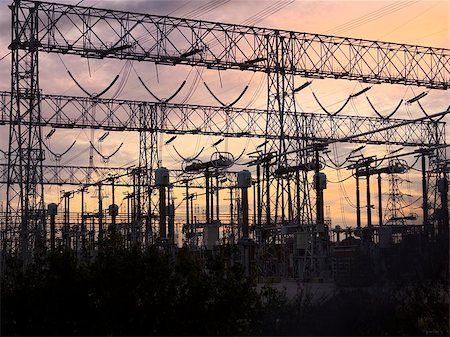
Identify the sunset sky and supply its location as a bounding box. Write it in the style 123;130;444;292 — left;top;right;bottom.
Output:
0;0;448;233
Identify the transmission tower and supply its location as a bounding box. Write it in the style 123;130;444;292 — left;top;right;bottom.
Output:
384;172;410;225
7;2;45;260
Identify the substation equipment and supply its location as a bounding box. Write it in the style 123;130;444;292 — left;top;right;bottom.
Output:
0;0;448;281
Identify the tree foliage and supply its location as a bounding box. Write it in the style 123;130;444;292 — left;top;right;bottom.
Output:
1;237;448;336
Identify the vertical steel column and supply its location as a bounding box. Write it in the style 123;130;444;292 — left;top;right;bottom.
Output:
159;186;166;239
265;162;270;228
356;168;361;229
139;104;159;245
98;183;104;241
229;187;234;243
438;172;448;241
315;149;323;225
210;174;214;222
81;186;86;250
421;153;429;238
185;180;189;239
110;178;116;234
366;167;372;227
377;173;383;226
97;183;103;241
253;182;256;226
216;174;219;221
7;1;45;262
256;163;262;227
205;172;210;224
49;213;55;251
242;188;249;238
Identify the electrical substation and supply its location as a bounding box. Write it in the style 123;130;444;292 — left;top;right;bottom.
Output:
0;0;449;287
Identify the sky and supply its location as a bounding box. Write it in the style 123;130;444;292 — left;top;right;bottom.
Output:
0;0;448;233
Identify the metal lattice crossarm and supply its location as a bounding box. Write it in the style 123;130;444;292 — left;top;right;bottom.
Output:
0;163;129;186
10;0;450;89
0;163;236;186
0;91;444;146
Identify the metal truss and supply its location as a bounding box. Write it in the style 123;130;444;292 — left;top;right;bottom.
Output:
5;0;448;272
0;163;232;189
0;91;444;147
0;163;129;186
13;0;450;89
6;1;46;259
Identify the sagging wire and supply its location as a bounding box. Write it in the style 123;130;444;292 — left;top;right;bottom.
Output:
111;60;134;99
89;141;124;163
332;143;357;209
400;196;422;210
324;151;353;169
400;155;421;172
310;84;370;116
203;81;249;107
60;129;88;166
180;67;204;104
138;75;186;103
59;54;120;98
326;174;354;184
165;146;185;166
312;92;352;116
330;144;350;227
172;145;205;162
129;1;290;107
412;97;447;123
365;84;412;119
404;89;443;122
42;138;77;161
366;97;403;119
244;73;264;108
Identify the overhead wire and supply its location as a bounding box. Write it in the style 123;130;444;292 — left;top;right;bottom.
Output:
135;0;231;46
326;174;354;184
242;0;296;26
111;60;133;99
366;97;403;119
127;0;296;107
0;51;11;62
332;142;357;209
312;92;352;116
378;2;440;40
407;28;447;44
324;1;419;36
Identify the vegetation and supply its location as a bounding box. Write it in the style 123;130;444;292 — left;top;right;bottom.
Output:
1;237;448;336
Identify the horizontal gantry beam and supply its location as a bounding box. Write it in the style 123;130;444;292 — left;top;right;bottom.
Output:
0;92;444;147
0;163;130;186
10;0;450;89
0;163;238;187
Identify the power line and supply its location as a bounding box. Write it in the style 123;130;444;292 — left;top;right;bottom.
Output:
324;1;418;36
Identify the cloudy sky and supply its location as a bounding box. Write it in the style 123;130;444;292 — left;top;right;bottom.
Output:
0;0;448;229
